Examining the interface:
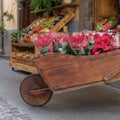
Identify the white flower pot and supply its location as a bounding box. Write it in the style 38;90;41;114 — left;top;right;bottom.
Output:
63;0;73;4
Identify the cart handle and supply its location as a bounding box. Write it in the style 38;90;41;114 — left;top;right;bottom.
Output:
104;67;120;81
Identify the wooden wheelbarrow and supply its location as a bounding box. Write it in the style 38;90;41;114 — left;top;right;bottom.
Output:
20;49;120;107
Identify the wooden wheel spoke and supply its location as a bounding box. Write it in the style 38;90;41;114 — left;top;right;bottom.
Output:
20;73;52;107
29;88;50;96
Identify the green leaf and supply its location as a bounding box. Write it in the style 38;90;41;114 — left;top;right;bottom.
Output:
72;50;79;56
79;49;86;55
59;43;69;54
40;46;50;54
64;43;75;55
88;44;94;50
2;11;14;21
31;0;61;13
53;43;60;53
95;24;103;31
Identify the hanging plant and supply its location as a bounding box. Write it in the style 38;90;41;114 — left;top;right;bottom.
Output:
31;0;61;13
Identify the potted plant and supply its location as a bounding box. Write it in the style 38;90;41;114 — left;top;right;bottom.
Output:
31;0;61;13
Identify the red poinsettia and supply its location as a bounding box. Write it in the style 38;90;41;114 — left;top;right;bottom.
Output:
92;33;115;55
34;31;119;55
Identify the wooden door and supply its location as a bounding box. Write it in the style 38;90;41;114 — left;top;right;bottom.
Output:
18;0;38;29
94;0;118;24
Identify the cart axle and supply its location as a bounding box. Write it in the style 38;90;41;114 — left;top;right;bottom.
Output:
29;88;50;96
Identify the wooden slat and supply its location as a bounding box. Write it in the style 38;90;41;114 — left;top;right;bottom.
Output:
33;49;120;91
10;42;39;73
52;12;75;31
29;88;50;96
9;61;37;73
54;78;120;94
94;0;118;24
104;67;120;81
12;43;34;47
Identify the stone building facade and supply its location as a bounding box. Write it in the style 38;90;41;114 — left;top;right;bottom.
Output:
0;0;18;56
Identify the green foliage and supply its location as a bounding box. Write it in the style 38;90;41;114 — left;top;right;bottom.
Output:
72;44;94;56
53;43;74;54
31;0;61;13
52;0;61;5
3;11;14;21
40;46;50;54
0;11;14;36
11;32;20;43
0;22;6;36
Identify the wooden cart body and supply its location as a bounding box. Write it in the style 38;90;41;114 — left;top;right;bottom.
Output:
33;49;120;93
20;49;120;106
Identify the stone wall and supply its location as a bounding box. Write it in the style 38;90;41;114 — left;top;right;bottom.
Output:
3;0;18;30
4;30;17;56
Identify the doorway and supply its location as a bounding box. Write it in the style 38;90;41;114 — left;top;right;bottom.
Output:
18;0;38;30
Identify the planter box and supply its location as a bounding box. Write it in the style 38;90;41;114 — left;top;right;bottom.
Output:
33;49;120;92
10;43;39;73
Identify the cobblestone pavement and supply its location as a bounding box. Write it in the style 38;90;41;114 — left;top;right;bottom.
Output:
1;58;120;120
0;95;32;120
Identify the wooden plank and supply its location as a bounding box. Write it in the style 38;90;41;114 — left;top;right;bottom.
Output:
104;67;120;81
33;49;120;91
29;88;50;96
12;43;34;47
54;78;120;94
10;42;39;73
94;0;118;24
30;3;79;14
34;46;39;56
10;58;34;66
52;12;75;31
10;62;37;73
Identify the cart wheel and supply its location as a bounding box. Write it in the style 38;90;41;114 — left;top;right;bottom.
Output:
20;73;52;107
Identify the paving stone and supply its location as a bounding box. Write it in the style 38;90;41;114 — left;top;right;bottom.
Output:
0;95;32;120
1;58;120;120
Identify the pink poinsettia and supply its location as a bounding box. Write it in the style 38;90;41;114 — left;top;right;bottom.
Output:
54;34;69;46
69;33;88;50
87;33;95;44
35;35;51;47
49;31;69;46
34;30;119;55
34;35;53;52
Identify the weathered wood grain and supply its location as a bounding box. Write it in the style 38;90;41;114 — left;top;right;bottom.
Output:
33;49;120;92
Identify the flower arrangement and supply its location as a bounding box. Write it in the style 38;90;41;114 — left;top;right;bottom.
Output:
34;30;120;56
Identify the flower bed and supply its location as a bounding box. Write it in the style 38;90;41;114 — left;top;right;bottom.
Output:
34;30;120;56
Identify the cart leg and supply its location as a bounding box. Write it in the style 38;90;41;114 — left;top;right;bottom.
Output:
20;73;52;107
12;67;14;71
